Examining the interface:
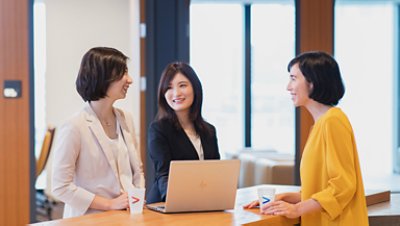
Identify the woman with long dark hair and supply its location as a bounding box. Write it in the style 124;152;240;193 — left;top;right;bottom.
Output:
147;62;220;204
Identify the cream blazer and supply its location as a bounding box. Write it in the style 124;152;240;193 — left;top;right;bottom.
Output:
51;104;145;218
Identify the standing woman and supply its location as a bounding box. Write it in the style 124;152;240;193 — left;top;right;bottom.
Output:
147;62;220;203
52;47;145;218
245;51;369;225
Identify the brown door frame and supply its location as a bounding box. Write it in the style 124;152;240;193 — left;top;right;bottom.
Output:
295;0;334;185
0;0;35;224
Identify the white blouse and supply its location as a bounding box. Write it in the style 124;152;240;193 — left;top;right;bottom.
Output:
107;120;132;191
187;133;204;160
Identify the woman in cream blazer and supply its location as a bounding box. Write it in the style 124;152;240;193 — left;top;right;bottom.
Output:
52;47;144;218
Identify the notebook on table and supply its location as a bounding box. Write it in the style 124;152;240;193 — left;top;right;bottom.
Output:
146;159;241;213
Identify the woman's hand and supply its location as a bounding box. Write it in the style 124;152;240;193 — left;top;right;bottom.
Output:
90;192;129;211
243;192;288;209
243;192;301;211
243;200;259;209
109;192;129;210
261;200;300;218
275;192;301;204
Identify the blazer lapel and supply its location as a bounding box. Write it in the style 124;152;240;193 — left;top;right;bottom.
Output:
199;132;211;159
114;109;135;191
115;110;135;151
83;105;120;182
179;129;200;159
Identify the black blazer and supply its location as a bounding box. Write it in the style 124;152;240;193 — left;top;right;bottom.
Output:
146;119;220;203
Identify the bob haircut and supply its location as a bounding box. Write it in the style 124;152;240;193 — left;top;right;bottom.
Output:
156;62;212;135
76;47;128;101
287;51;345;106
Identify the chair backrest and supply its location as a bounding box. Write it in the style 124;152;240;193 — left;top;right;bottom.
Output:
36;127;56;178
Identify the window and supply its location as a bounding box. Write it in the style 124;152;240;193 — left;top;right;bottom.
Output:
34;1;47;188
251;2;295;153
190;1;295;157
190;3;244;157
335;1;397;178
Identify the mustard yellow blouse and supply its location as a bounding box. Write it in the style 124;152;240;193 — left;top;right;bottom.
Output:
300;107;369;226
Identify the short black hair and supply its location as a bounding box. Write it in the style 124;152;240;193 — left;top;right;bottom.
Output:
156;62;212;136
287;51;345;106
76;47;128;101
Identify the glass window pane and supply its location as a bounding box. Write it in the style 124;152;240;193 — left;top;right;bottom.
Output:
34;2;47;189
251;2;295;154
190;3;244;157
335;1;395;178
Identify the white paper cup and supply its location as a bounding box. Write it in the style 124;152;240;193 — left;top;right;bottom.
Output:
127;188;146;214
257;187;276;208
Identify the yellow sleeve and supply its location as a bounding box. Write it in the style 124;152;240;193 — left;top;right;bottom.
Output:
311;117;357;220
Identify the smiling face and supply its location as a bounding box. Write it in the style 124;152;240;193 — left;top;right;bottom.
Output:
107;70;132;101
164;72;194;114
287;63;313;107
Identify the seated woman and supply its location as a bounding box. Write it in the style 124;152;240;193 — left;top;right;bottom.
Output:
147;62;220;204
52;47;145;218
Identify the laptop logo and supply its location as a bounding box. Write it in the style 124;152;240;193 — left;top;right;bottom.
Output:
131;195;140;204
199;180;207;189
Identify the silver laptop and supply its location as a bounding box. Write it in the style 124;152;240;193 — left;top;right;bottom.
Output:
146;159;240;213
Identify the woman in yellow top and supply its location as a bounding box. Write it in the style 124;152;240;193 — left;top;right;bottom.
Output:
245;51;369;226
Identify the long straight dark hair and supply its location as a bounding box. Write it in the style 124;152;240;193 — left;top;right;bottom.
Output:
156;62;213;136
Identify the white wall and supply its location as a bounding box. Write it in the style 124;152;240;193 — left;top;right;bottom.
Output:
44;0;141;134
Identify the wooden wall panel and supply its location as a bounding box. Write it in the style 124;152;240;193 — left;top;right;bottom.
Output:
295;0;334;184
0;0;32;225
298;0;334;53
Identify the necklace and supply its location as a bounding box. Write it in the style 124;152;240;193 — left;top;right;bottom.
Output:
89;103;114;127
103;121;112;127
